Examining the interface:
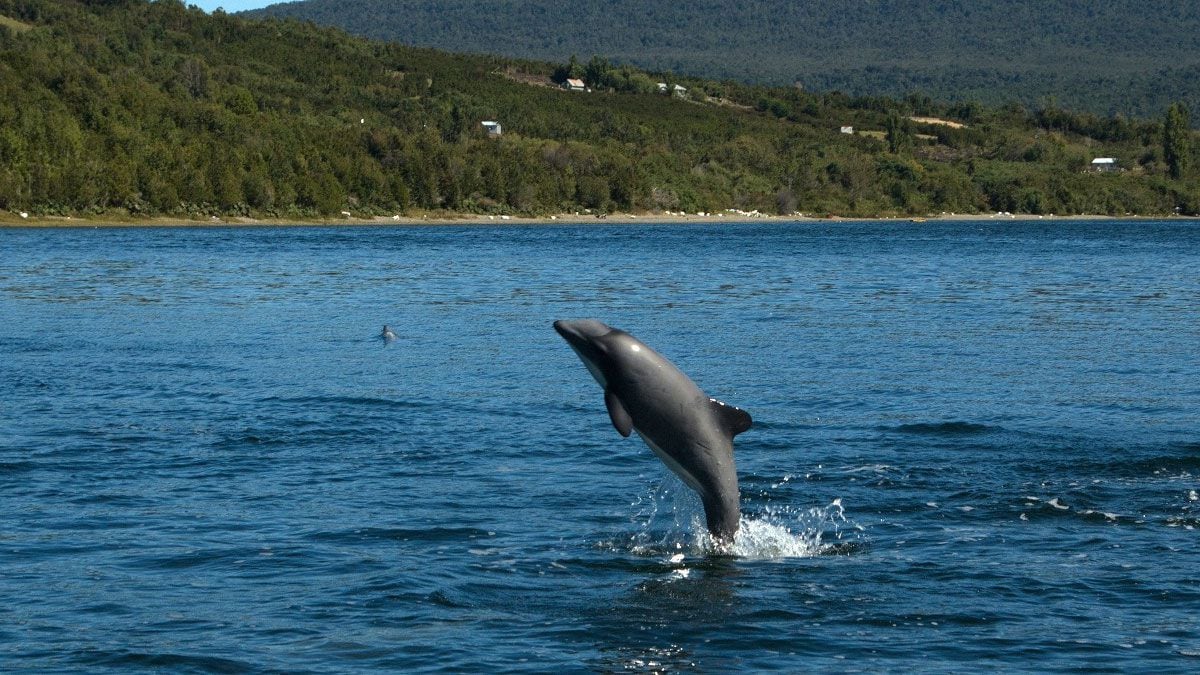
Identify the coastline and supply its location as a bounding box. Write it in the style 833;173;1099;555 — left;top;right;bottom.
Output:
2;210;1195;228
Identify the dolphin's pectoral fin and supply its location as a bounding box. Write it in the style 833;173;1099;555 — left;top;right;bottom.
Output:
605;388;634;437
709;398;752;438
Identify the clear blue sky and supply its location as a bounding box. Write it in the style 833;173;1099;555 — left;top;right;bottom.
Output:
189;1;277;13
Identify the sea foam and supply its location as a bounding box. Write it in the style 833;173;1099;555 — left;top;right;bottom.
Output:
625;477;860;559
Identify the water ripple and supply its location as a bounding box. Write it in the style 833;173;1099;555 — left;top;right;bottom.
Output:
2;221;1199;670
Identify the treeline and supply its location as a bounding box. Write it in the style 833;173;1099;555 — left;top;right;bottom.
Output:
0;0;1197;220
252;0;1200;119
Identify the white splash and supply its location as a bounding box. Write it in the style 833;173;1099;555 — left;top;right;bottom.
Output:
770;474;796;489
624;477;862;559
1080;509;1120;522
695;498;855;559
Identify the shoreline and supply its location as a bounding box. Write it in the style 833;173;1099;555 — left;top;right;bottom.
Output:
2;211;1196;228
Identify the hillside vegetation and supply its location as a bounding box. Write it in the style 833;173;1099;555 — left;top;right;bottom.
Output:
252;0;1200;120
0;0;1197;221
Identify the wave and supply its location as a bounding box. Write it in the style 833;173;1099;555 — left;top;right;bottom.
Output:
0;460;37;475
1165;516;1200;529
77;649;254;672
255;394;436;410
1106;456;1200;479
306;526;495;544
1057;442;1200;480
1014;494;1200;530
66;493;154;507
1015;496;1134;525
886;421;999;436
751;419;823;432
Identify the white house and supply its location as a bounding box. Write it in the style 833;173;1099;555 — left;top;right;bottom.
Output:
840;126;854;134
672;84;688;98
656;82;668;94
563;78;586;92
481;120;502;137
1090;157;1118;173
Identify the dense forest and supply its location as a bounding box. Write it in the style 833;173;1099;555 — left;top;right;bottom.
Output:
0;0;1197;220
252;0;1200;120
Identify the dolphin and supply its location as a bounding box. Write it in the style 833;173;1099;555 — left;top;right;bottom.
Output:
553;319;752;542
381;325;397;341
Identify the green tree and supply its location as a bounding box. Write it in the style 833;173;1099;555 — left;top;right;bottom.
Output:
178;57;210;99
1163;102;1191;179
884;112;912;154
1;0;1194;221
584;55;609;88
576;175;610;210
551;54;584;84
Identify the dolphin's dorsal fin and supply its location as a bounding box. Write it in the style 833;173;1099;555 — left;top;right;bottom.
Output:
605;388;634;437
710;398;752;438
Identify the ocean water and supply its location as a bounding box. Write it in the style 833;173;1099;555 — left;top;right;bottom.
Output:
1;220;1198;672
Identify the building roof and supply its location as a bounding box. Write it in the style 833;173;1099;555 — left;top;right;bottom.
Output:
565;78;585;88
1091;157;1117;164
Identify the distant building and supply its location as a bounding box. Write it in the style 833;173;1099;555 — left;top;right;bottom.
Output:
657;83;689;97
1090;157;1118;172
563;78;586;92
481;120;502;137
840;126;854;134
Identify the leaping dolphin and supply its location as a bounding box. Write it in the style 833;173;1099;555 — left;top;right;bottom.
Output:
554;319;752;543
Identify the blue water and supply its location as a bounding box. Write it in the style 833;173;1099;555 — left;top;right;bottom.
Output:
2;220;1199;672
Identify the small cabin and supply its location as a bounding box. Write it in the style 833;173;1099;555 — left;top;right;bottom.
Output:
656;82;668;94
1090;157;1118;173
563;78;586;92
672;84;688;98
481;120;502;137
840;126;854;135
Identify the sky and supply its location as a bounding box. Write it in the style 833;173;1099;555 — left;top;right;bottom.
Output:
189;1;278;13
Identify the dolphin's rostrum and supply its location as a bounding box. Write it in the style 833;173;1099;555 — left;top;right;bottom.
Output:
554;319;752;542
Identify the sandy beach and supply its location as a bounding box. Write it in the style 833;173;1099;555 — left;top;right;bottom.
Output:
3;210;1192;228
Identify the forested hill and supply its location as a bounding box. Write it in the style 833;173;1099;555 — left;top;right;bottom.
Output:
0;0;1197;221
250;0;1200;119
